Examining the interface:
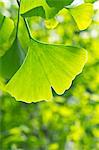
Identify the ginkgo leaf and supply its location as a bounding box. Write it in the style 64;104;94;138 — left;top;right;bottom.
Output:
20;0;74;19
6;39;87;103
0;39;25;81
69;3;93;30
0;15;14;57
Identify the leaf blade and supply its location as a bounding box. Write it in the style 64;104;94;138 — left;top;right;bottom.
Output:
69;3;94;30
6;39;87;103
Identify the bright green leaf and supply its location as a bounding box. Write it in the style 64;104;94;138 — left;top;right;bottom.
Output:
69;3;93;30
6;39;87;103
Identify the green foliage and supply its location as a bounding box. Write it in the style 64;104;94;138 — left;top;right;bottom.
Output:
6;39;87;103
0;0;99;149
0;0;94;103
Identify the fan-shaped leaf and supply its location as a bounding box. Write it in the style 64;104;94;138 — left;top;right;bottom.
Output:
6;39;87;103
69;3;93;30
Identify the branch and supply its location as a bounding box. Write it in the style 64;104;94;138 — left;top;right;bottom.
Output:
24;18;32;39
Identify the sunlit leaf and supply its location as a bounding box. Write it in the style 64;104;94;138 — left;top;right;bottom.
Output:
69;3;93;30
6;39;87;103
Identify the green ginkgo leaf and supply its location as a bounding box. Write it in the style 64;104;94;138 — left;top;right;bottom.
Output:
20;0;74;19
6;39;87;103
0;15;14;57
0;39;25;81
69;3;93;30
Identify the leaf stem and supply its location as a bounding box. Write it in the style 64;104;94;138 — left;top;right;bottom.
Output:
0;16;5;29
16;0;32;39
24;18;40;43
16;0;38;43
23;18;32;39
16;0;20;7
16;0;20;39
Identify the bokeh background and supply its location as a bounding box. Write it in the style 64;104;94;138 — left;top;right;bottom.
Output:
0;0;99;149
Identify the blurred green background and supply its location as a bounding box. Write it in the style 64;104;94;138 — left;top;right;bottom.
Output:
0;0;99;149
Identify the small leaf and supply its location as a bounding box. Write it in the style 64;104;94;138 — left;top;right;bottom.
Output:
69;3;93;30
0;39;25;81
6;39;87;103
0;15;14;57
